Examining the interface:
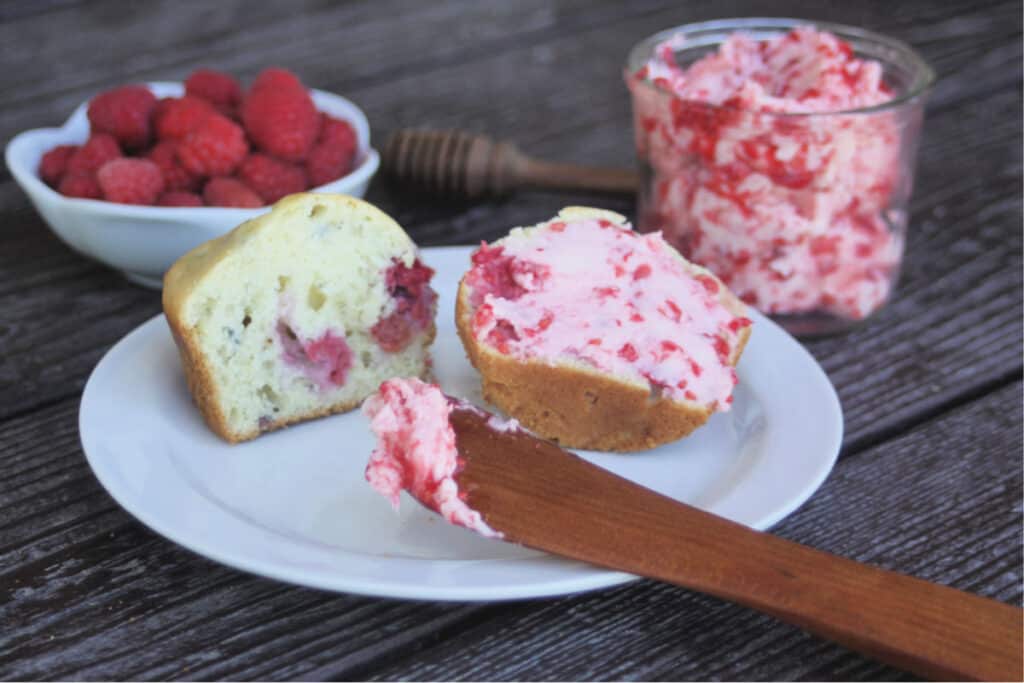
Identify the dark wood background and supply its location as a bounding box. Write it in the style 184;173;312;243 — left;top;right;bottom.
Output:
1;1;1021;680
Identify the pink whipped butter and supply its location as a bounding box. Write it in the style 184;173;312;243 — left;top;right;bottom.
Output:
363;378;502;539
464;215;750;411
629;27;901;320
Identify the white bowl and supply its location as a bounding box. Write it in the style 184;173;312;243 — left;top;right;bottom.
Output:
5;82;380;288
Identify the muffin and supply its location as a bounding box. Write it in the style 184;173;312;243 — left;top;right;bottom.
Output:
163;193;437;443
455;207;751;451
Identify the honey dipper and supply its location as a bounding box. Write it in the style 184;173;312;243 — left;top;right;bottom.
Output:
382;128;639;198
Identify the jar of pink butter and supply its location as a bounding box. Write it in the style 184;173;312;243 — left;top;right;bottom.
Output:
626;18;935;335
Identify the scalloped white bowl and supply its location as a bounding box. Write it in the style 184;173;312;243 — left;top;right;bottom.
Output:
5;82;380;288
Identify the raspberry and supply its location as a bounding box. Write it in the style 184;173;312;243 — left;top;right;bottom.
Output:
663;299;682;321
184;69;242;115
371;258;437;352
303;331;353;386
39;145;78;186
65;133;121;175
370;314;415;353
147;141;201;191
306;115;357;185
251;67;305;92
152;96;177;124
157;191;203;207
87;85;157;149
306;142;353;186
176;113;248;176
486;320;520;354
58;172;101;199
695;274;720;294
154;96;214;140
318;114;357;148
726;316;753;333
242;67;319;161
712;335;731;362
203;177;262;208
97;158;165;205
465;245;550;305
237;153;307;203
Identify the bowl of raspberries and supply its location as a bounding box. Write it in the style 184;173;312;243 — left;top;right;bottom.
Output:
5;67;378;288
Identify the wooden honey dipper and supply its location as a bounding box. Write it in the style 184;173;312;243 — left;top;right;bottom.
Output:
382;128;639;198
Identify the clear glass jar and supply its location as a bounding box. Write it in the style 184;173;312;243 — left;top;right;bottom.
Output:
625;19;935;336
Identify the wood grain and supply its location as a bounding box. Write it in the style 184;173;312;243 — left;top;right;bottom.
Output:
0;0;1020;679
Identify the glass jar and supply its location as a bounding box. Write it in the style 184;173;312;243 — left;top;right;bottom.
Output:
625;19;935;336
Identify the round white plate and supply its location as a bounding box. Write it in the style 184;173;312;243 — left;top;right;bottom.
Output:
80;245;843;601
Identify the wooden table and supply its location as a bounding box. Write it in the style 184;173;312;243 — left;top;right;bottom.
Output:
2;1;1020;679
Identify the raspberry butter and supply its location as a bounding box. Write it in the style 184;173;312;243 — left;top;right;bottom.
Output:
463;215;750;412
363;378;503;539
627;23;933;330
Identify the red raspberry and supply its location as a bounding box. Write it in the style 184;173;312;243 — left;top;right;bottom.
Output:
237;153;307;203
695;274;720;294
306;141;355;186
147;141;201;191
65;133;121;175
726;316;753;334
97;158;165;205
57;173;102;199
242;67;319;162
251;67;305;92
152;96;177;124
203;177;262;208
154;96;214;140
176;113;248;176
306;116;357;186
157;191;203;207
185;69;242;115
618;343;639;362
712;335;731;362
39;145;78;186
318;114;357;147
87;85;157;150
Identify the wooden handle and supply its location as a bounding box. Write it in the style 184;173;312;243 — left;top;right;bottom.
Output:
453;411;1024;681
382;128;638;198
516;157;639;194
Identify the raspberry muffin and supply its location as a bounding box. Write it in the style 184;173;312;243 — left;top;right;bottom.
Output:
164;193;437;443
455;207;751;451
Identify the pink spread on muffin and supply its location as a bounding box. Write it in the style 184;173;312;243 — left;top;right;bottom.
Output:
629;26;901;320
463;216;750;411
363;378;502;539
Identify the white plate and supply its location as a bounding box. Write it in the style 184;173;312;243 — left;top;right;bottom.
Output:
80;245;843;601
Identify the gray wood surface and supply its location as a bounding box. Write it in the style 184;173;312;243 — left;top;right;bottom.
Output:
0;0;1020;680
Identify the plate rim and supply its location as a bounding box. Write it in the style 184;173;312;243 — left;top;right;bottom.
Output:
79;245;843;601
